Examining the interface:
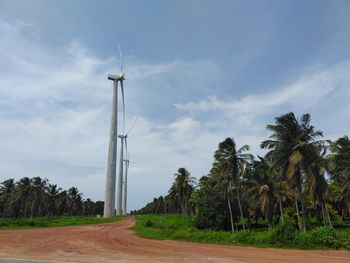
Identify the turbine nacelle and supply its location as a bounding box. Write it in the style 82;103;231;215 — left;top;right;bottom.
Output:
108;74;125;81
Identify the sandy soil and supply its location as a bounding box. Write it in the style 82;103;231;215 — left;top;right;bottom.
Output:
0;216;349;263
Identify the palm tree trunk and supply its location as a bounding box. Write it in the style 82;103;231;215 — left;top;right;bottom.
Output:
279;200;284;223
322;194;333;227
298;164;307;232
2;197;8;218
236;187;245;230
30;195;37;219
320;202;327;226
299;188;306;232
227;192;235;233
295;196;302;231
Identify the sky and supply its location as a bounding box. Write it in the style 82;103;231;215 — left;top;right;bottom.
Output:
0;0;350;212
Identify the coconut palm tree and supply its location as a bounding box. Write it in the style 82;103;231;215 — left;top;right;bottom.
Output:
245;157;276;229
210;164;235;233
0;179;15;217
67;187;82;216
46;184;61;216
261;112;328;231
214;138;253;231
15;177;32;218
328;136;350;218
30;177;47;218
173;168;196;215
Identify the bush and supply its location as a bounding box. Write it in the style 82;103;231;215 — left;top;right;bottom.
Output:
271;222;296;243
295;227;343;249
143;219;154;227
233;231;255;245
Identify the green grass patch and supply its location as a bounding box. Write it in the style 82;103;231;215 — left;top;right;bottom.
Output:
132;214;350;250
0;215;124;230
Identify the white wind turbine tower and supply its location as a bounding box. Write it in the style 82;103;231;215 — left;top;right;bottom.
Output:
121;116;137;215
104;48;130;217
123;158;130;215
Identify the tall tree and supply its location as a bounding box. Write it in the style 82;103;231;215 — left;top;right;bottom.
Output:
328;136;350;218
245;157;276;229
210;165;235;232
46;184;61;217
30;177;47;218
0;179;15;217
261;112;327;231
173;168;196;215
214;138;253;231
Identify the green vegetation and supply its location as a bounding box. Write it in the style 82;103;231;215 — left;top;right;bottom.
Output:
0;215;123;230
133;214;350;250
134;112;350;249
0;177;104;218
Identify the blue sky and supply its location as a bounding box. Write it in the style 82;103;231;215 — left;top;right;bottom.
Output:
0;0;350;211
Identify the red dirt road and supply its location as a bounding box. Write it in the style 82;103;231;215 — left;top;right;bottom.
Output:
0;217;349;263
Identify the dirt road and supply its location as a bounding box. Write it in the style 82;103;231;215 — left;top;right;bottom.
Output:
0;217;349;263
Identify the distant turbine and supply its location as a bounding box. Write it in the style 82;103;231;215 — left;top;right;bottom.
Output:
117;133;125;215
118;115;138;215
123;158;130;215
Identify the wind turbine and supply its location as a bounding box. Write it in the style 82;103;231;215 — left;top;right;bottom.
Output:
103;48;126;217
115;48;134;216
123;158;130;215
121;116;138;215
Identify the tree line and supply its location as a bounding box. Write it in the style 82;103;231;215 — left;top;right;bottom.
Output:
0;177;103;218
135;112;350;232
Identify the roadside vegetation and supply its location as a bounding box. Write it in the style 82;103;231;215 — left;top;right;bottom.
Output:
0;177;119;229
0;215;123;230
133;112;350;249
133;214;350;250
0;177;104;219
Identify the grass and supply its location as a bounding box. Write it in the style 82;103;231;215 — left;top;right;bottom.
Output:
132;214;350;250
0;215;124;230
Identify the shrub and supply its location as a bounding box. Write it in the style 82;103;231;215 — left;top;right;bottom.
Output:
295;227;343;249
233;231;255;245
143;219;154;227
271;222;296;243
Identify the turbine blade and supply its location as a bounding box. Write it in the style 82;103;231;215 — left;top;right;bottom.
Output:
123;53;134;75
118;45;123;74
126;114;138;135
120;80;126;134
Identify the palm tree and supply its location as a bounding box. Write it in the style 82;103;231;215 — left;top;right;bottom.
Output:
67;187;82;216
245;157;276;229
46;184;61;216
0;179;15;217
328;136;350;218
214;138;253;231
15;177;32;218
210;164;235;233
261;112;328;231
173;168;196;215
30;177;47;218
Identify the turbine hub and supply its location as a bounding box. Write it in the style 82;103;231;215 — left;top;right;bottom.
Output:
108;74;125;81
